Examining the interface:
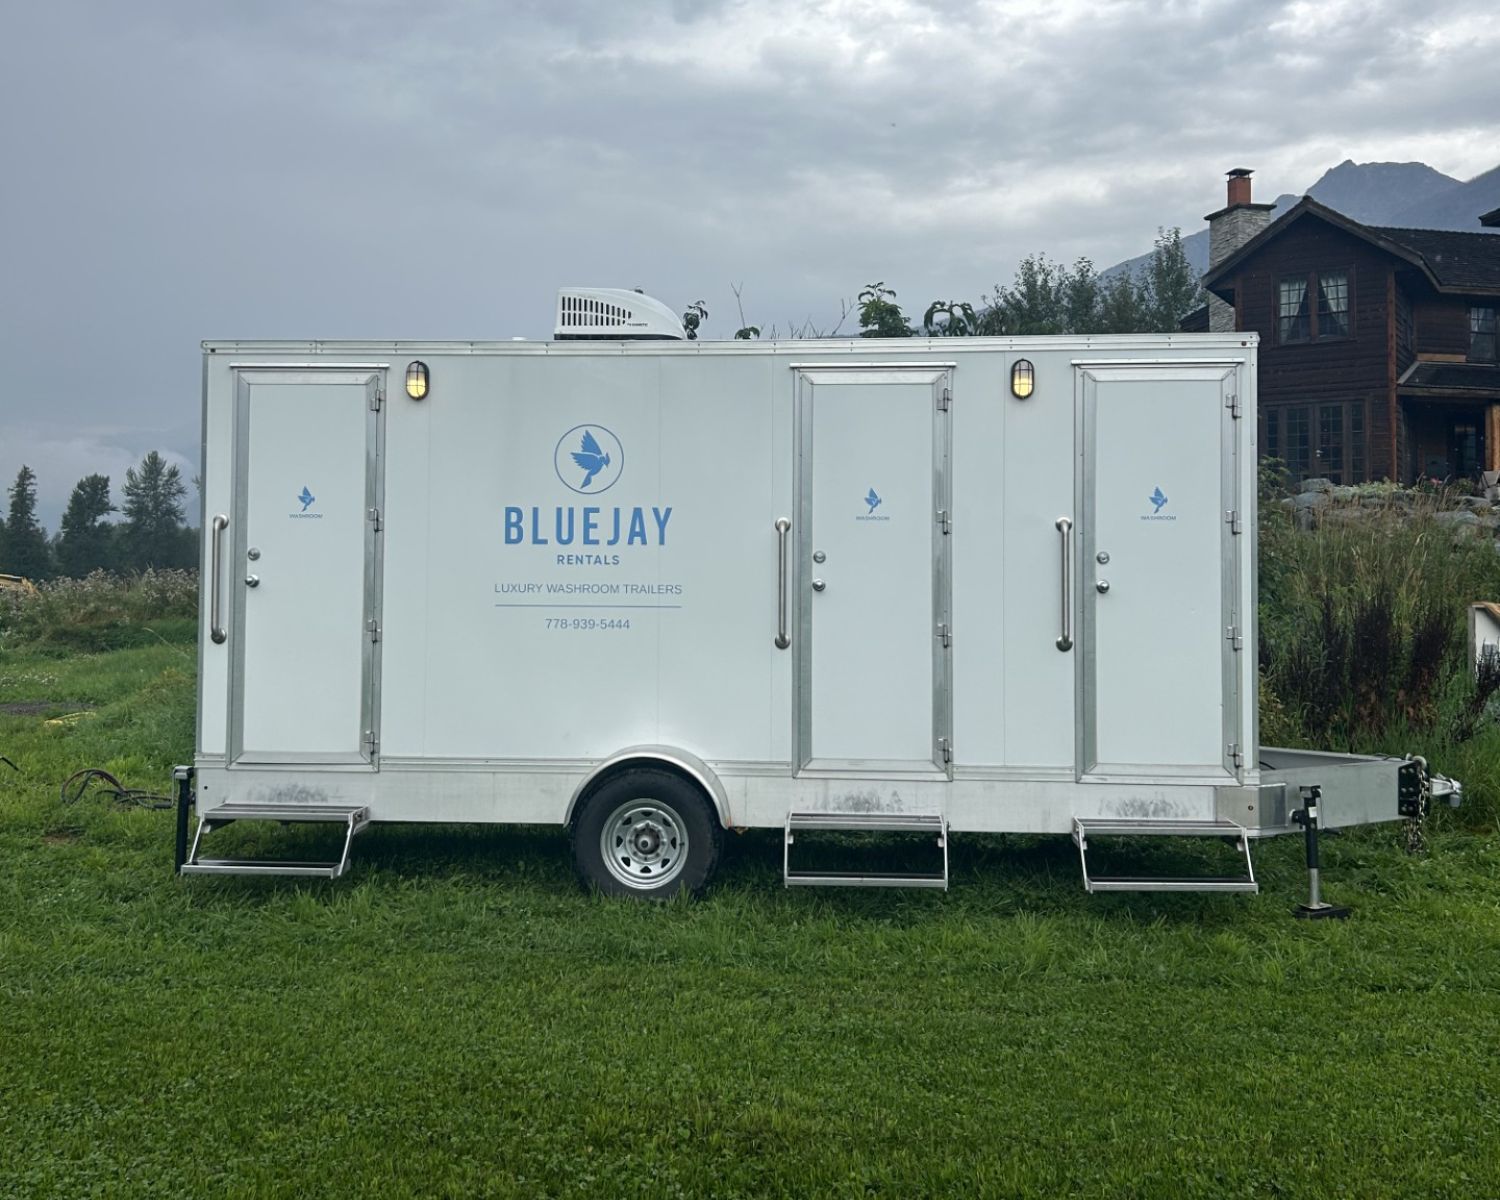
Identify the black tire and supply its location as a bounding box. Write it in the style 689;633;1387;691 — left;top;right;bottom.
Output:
571;767;723;899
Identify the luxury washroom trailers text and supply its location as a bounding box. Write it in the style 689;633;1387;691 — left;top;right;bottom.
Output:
183;298;1438;895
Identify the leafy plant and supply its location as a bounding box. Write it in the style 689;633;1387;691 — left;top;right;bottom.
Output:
921;300;978;337
856;282;913;338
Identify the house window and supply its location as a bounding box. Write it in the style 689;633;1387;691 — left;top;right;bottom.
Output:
1319;405;1345;478
1318;272;1350;338
1350;403;1365;481
1265;401;1368;484
1284;406;1311;477
1278;278;1310;343
1473;307;1498;363
1277;270;1352;343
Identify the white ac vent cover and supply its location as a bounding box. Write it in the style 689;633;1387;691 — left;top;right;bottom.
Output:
555;288;685;340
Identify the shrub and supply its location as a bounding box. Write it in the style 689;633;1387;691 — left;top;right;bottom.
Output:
0;570;197;652
1258;487;1500;750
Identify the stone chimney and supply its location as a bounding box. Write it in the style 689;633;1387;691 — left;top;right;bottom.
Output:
1205;168;1276;332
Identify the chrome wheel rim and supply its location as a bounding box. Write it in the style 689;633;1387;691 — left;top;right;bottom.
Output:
600;799;688;889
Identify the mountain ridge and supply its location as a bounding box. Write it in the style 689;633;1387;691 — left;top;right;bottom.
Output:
1105;159;1500;282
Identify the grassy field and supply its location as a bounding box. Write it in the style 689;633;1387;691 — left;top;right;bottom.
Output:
2;626;1499;1197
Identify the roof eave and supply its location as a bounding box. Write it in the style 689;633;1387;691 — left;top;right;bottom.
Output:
1200;196;1444;292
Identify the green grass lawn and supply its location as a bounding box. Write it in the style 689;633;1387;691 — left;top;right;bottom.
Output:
2;637;1499;1197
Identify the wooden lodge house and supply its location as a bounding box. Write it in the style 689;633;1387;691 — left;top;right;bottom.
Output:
1185;169;1500;485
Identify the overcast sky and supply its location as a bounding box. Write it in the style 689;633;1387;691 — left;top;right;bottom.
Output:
3;0;1497;529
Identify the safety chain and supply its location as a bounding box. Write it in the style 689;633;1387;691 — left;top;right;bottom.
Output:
1403;754;1432;856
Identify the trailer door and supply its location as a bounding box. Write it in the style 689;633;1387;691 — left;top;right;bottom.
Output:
1077;362;1241;782
795;366;952;773
227;368;384;765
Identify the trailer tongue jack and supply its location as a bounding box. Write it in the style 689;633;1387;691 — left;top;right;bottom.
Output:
1292;786;1349;920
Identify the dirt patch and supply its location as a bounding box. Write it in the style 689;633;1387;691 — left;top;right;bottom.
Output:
43;827;84;845
0;700;96;717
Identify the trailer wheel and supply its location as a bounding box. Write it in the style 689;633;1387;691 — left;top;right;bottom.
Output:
571;767;722;899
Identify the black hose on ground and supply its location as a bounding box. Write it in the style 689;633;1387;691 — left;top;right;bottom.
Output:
59;768;175;811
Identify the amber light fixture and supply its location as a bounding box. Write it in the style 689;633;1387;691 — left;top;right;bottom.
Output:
406;361;430;400
1011;358;1035;399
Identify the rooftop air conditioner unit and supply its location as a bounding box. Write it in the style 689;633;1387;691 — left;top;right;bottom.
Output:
554;288;685;341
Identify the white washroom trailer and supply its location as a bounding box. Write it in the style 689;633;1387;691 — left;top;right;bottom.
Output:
181;300;1448;897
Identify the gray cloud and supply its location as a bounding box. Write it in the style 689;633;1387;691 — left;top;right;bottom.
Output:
2;0;1497;528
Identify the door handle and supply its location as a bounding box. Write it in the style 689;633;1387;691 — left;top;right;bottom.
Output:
1055;516;1073;652
209;514;229;644
774;517;791;649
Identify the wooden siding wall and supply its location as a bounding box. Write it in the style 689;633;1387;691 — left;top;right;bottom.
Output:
1231;221;1394;478
1412;294;1475;359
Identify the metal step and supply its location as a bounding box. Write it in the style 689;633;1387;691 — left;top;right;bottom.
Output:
785;871;949;889
181;803;370;879
784;811;948;890
1071;817;1257;895
1085;876;1260;894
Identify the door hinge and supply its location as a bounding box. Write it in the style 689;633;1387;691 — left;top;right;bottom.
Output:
1228;742;1244;769
1225;509;1242;534
938;386;951;412
936;622;952;649
367;617;381;643
937;509;951;534
370;388;384;411
1226;392;1241;418
368;506;383;532
938;737;953;765
364;729;378;754
1225;624;1243;651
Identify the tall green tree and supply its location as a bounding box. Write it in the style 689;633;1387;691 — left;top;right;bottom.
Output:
1062;257;1103;333
962;227;1193;337
121;451;187;571
1142;226;1204;332
58;473;115;577
1096;271;1150;333
0;465;53;580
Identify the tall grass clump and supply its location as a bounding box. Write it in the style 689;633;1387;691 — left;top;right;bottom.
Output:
0;569;198;652
1259;470;1500;774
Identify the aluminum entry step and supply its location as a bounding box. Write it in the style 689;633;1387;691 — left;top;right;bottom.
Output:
1071;817;1257;895
784;811;948;890
180;804;370;880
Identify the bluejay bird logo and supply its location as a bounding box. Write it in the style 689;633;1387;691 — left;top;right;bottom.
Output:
554;424;624;495
1149;486;1168;514
298;486;315;512
571;430;611;490
865;488;882;514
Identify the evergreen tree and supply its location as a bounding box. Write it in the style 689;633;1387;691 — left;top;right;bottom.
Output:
58;473;115;577
0;465;53;580
120;451;187;571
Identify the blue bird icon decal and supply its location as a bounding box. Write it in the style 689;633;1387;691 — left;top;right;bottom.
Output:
298;486;315;512
866;487;882;514
570;429;612;490
1149;486;1168;514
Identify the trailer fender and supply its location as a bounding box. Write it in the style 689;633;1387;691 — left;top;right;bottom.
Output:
566;746;731;829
